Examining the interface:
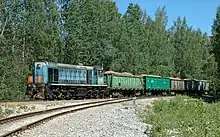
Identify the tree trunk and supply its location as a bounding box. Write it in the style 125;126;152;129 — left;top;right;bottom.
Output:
22;37;25;63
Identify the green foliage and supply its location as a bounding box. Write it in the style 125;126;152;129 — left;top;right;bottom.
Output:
141;95;220;136
148;6;175;76
112;3;146;74
211;6;220;70
211;6;220;93
0;0;63;101
169;17;216;79
63;0;119;66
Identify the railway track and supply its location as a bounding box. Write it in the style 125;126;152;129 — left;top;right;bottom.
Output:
0;96;175;137
0;97;134;137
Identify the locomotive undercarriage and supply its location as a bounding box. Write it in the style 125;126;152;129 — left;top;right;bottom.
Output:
46;85;111;100
27;84;110;100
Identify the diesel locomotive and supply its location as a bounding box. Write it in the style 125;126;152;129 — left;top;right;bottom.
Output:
27;62;108;100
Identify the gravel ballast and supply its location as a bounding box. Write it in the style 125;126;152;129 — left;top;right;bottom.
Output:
0;99;105;119
18;98;159;137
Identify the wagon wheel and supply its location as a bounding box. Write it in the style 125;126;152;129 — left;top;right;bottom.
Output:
103;91;108;99
146;92;151;97
65;92;71;100
99;92;104;99
86;90;92;99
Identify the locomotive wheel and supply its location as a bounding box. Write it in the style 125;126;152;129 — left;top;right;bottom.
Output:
94;93;98;99
65;92;71;100
86;93;91;99
100;92;104;99
57;92;64;100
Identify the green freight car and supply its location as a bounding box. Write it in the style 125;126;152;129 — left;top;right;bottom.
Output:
104;71;144;97
143;75;170;96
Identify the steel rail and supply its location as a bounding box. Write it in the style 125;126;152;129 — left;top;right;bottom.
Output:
0;98;121;125
0;98;133;137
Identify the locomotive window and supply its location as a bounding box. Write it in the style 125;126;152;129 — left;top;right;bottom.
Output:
61;69;63;78
78;70;81;78
74;70;76;78
36;64;41;69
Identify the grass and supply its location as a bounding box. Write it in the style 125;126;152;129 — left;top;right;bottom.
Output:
0;107;14;119
0;103;36;119
138;95;220;137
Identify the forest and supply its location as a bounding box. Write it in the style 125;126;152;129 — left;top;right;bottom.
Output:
0;0;220;101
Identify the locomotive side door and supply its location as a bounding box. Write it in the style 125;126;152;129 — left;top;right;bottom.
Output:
97;70;104;85
87;70;92;84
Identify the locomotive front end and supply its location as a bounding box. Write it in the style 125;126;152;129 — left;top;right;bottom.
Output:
26;62;47;99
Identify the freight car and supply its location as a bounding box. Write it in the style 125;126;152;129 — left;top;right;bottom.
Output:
200;80;210;94
169;77;185;95
144;75;170;96
27;62;108;100
194;79;210;95
104;71;144;97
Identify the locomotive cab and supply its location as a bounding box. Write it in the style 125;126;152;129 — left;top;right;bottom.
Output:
34;62;48;84
94;66;105;85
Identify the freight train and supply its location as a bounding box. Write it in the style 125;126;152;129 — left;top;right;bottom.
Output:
26;62;210;100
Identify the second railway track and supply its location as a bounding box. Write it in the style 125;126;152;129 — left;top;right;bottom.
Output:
0;97;134;137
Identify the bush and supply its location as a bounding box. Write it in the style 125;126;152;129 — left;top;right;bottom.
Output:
140;95;220;137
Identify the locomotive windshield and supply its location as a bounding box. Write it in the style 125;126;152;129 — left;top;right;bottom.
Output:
36;64;41;69
97;70;104;77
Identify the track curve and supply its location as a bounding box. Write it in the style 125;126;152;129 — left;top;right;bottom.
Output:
0;98;133;137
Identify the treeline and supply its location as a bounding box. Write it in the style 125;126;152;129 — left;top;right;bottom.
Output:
0;0;219;100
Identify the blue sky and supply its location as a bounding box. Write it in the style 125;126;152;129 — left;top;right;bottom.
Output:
114;0;219;36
